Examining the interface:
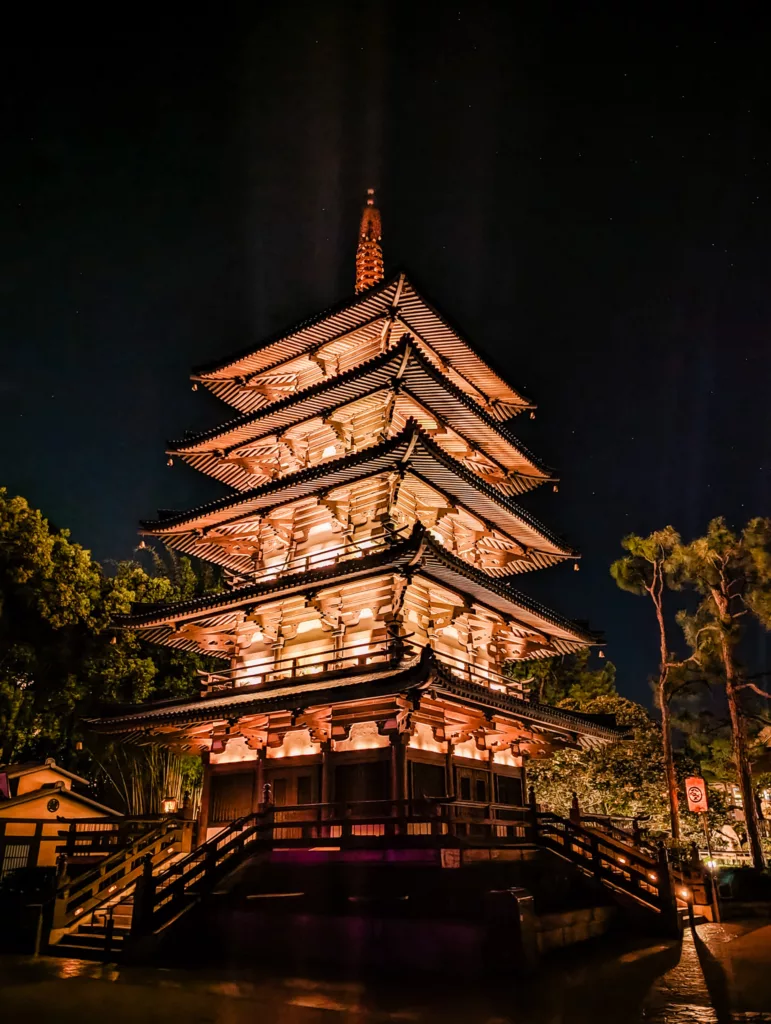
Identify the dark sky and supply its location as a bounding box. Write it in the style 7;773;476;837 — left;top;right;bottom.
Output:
2;5;770;703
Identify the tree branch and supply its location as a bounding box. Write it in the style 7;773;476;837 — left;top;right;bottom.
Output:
736;681;771;700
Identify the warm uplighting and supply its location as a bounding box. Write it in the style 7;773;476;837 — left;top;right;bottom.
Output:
680;888;690;900
648;872;657;882
617;856;626;864
706;859;717;870
74;907;83;916
334;721;389;751
267;728;320;759
161;795;178;815
108;884;117;893
408;721;447;754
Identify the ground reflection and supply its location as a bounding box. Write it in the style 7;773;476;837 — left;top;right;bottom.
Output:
1;922;770;1023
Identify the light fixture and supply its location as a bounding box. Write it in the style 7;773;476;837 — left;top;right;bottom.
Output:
648;872;657;882
161;795;178;816
618;856;626;864
680;888;690;900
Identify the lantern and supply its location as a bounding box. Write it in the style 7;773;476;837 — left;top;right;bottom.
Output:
161;795;178;816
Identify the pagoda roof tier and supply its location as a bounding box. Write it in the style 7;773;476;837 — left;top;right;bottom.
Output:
86;649;625;745
170;339;552;495
192;272;533;421
120;526;596;659
141;425;576;581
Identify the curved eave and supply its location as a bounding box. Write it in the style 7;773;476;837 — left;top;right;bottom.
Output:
170;340;552;489
192;271;532;417
120;527;596;648
86;652;624;743
141;426;576;579
145;426;565;535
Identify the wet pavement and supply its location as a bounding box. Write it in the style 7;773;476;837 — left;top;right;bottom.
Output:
1;920;770;1023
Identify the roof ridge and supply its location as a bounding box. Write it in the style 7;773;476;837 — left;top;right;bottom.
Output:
193;274;402;378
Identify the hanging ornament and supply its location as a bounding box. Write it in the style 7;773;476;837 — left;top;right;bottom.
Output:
553;484;559;493
598;650;606;659
529;411;536;420
191;382;198;392
573;562;580;571
167;457;174;467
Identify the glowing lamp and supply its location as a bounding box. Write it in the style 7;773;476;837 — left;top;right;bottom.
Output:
679;888;690;900
74;907;83;916
617;856;626;864
648;873;657;882
108;885;117;893
161;795;178;816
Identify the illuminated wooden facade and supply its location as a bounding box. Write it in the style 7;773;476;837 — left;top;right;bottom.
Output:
96;194;620;838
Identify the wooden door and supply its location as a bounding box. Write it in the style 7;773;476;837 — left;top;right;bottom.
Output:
456;765;490;804
266;765;318;822
210;771;254;824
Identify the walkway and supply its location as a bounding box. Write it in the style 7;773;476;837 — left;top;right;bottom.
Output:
1;919;770;1023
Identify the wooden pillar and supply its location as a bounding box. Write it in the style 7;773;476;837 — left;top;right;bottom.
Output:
197;751;212;847
320;739;333;813
390;733;408;810
487;749;496;805
251;749;266;813
445;739;456;799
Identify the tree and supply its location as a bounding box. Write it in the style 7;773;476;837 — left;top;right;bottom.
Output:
0;489;210;765
506;648;616;705
611;528;683;839
672;516;771;869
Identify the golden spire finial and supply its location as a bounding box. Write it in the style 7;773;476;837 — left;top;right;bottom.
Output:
355;188;384;294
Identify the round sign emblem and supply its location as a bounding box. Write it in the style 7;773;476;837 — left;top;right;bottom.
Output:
688;784;703;803
47;798;60;813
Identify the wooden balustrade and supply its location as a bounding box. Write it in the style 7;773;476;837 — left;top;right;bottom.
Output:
50;819;193;944
201;639;528;700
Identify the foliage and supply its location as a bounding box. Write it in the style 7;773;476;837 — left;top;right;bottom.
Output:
670;517;771;866
528;694;728;845
506;649;616;705
0;489;213;766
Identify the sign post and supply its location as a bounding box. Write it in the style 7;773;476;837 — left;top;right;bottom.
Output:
685;776;721;923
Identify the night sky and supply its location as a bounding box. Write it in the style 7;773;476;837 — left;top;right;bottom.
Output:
2;6;770;704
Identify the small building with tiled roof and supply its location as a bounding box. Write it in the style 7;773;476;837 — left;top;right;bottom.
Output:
0;759;121;877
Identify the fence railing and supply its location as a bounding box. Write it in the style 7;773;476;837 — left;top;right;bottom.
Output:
49;819;193;944
200;640;527;699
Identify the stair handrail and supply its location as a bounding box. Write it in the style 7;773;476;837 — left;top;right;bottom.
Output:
535;810;674;917
51;818;190;940
132;810;268;937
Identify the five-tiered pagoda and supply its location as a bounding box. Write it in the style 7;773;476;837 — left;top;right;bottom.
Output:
96;192;620;840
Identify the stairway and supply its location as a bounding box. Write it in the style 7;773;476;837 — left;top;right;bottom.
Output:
47;819;193;959
50;891;135;960
533;811;710;932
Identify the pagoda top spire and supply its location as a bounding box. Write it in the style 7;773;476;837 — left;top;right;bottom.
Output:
355;188;384;294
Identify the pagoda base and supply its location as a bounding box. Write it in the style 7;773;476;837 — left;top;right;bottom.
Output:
123;842;617;975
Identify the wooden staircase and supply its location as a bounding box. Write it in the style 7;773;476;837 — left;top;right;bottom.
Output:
48;818;194;958
44;800;712;960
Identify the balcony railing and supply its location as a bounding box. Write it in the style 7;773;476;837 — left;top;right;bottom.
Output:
200;639;527;698
235;532;398;586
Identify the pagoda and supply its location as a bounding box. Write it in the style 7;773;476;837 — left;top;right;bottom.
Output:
95;192;621;841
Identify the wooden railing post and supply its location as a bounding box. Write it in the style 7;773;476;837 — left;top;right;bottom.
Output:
569;791;581;827
131;853;156;937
